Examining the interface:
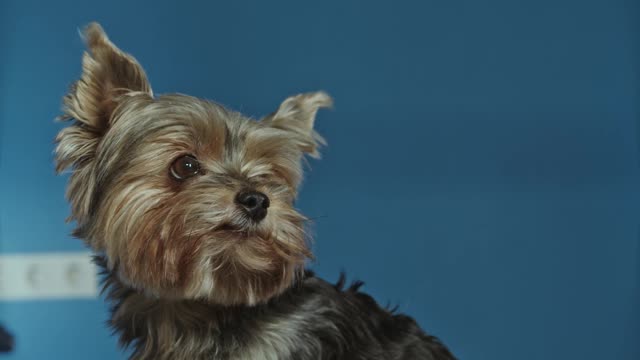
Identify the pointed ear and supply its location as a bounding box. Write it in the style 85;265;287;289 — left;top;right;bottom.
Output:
60;22;152;131
264;92;333;158
56;22;151;224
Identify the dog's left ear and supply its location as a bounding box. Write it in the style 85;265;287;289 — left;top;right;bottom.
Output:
263;92;333;158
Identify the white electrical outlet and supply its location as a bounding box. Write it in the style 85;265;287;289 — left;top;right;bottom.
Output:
0;252;98;300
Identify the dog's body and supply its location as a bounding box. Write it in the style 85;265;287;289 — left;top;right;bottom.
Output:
55;23;456;360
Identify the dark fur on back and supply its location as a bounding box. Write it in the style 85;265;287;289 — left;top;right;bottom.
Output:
97;256;455;360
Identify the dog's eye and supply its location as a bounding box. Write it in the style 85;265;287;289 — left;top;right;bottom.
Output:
170;155;201;180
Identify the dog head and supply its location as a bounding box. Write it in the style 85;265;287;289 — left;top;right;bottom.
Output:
55;23;331;305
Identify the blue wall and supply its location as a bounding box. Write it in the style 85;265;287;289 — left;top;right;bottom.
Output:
1;0;638;359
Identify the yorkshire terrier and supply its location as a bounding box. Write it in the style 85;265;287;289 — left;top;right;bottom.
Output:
55;23;456;360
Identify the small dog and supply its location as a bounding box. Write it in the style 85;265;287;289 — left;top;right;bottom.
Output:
55;23;456;360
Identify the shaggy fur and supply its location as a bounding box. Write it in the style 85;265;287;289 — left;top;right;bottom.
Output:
55;23;456;359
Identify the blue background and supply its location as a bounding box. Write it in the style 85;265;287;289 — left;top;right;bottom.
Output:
1;0;638;359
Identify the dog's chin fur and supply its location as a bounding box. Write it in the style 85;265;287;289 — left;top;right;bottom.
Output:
55;22;456;359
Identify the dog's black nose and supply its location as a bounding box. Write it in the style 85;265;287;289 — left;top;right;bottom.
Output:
235;190;270;222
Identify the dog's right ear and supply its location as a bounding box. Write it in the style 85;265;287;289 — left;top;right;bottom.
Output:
60;22;152;131
55;22;152;224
